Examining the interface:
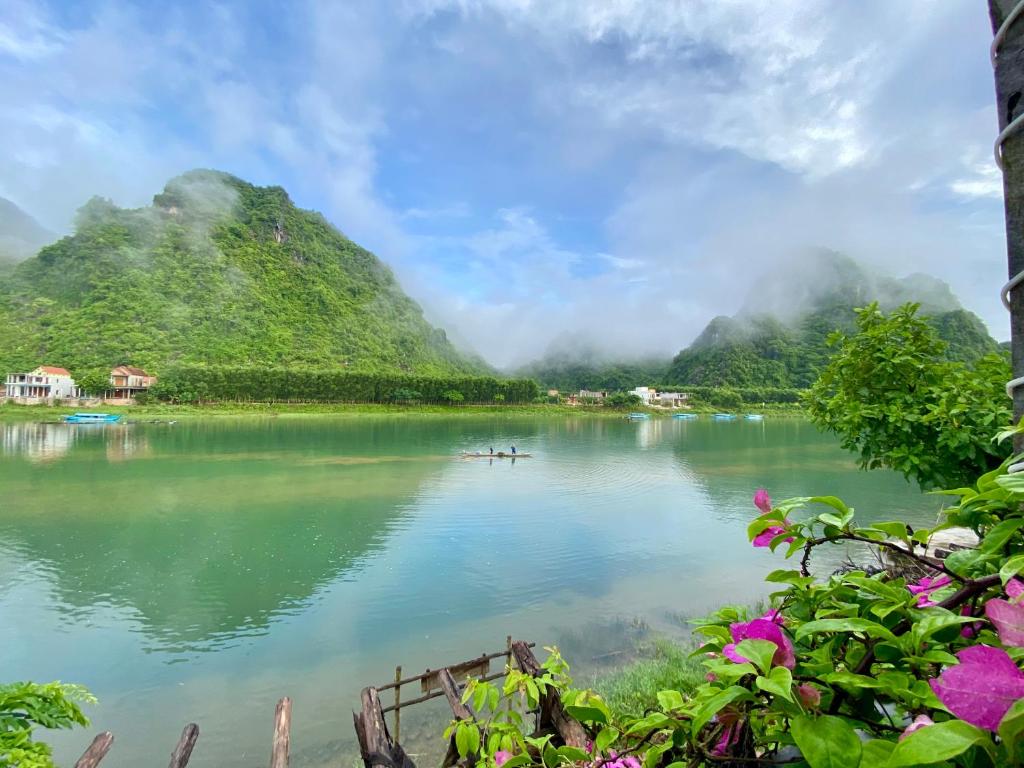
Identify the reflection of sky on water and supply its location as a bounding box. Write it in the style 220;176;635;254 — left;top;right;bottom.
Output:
0;416;937;767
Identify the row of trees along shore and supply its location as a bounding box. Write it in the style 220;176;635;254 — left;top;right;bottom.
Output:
147;365;541;405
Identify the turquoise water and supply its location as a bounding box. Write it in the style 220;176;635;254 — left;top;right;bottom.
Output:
0;416;937;766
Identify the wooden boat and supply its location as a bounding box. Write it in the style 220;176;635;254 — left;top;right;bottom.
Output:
460;451;531;458
64;413;122;424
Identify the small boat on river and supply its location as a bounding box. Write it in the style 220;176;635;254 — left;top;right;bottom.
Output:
627;412;650;420
673;413;698;420
713;413;737;421
64;413;122;424
460;451;531;458
745;413;764;421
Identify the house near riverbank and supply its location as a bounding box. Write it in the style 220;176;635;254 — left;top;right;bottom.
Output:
107;366;157;403
3;366;79;403
656;391;689;407
578;389;608;403
629;386;655;405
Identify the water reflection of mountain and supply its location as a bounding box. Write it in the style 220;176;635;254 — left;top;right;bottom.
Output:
0;420;453;654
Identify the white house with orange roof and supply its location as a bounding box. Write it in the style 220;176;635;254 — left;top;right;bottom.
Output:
4;366;78;401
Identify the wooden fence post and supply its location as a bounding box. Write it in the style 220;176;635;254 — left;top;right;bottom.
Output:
394;665;402;744
74;732;114;768
270;697;292;768
168;723;199;768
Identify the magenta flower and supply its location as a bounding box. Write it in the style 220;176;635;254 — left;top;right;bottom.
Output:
907;574;952;607
711;723;739;756
495;751;512;767
760;608;785;626
1009;578;1024;601
960;605;983;639
796;683;820;709
722;618;796;670
986;598;1024;647
753;489;772;514
930;646;1024;731
899;715;934;741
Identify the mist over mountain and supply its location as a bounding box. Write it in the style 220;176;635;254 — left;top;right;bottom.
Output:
0;197;52;267
668;252;998;387
515;334;669;392
0;170;486;377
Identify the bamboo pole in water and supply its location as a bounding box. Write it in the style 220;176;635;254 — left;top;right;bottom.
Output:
270;697;292;768
74;732;114;768
168;723;199;768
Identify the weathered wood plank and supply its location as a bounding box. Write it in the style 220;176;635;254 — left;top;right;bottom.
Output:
421;657;489;694
270;697;292;768
168;723;199;768
356;687;417;768
74;732;114;768
512;641;587;748
439;668;475;720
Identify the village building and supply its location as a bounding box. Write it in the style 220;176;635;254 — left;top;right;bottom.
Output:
4;366;78;402
578;389;608;402
107;366;157;402
655;391;689;407
629;386;656;405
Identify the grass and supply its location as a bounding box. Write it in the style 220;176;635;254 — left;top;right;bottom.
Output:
590;638;706;719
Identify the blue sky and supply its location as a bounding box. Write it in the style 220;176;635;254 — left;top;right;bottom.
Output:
0;0;1010;366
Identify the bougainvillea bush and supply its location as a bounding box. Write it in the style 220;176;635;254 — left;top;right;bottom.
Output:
446;457;1024;767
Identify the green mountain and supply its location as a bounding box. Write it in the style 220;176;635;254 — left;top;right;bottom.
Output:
666;252;999;388
0;196;52;267
0;170;485;378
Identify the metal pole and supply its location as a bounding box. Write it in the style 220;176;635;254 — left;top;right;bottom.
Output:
990;0;1024;451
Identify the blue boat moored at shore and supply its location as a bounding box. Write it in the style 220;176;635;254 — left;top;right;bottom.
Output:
673;413;698;419
64;413;122;424
627;412;650;420
745;414;764;421
713;413;737;421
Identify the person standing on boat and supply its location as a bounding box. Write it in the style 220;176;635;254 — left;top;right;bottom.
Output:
510;444;516;455
489;446;494;455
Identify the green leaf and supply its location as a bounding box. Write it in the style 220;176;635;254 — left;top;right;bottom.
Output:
860;739;896;765
624;712;671;736
998;698;1024;764
980;518;1024;553
555;746;589;763
499;756;532;768
792;715;862;768
733;639;778;675
869;521;912;542
594;727;618;754
1001;554;1024;584
796;618;897;642
755;666;793;702
691;686;752;735
455;722;480;758
810;495;850;515
565;705;608;725
885;720;992;766
655;690;685;712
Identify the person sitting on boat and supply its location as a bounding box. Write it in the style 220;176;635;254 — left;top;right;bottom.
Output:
510;445;516;455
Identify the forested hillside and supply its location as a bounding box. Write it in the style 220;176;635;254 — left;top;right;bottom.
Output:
0;170;486;379
666;253;999;387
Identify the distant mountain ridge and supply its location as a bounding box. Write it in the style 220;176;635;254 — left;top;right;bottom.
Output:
0;196;52;266
0;170;486;378
667;252;998;388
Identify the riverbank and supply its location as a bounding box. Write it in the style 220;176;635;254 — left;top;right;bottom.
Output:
0;401;806;422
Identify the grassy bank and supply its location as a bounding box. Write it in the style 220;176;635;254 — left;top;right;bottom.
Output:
590;638;705;718
0;400;806;422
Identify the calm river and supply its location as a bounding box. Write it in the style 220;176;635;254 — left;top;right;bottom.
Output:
0;415;937;766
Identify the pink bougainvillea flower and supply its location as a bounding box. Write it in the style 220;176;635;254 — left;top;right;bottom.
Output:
753;489;772;514
907;574;952;607
899;715;934;741
930;646;1024;731
752;525;794;548
722;618;796;670
494;751;512;767
1008;578;1024;601
986;599;1024;647
796;683;820;709
711;723;739;756
760;608;785;626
